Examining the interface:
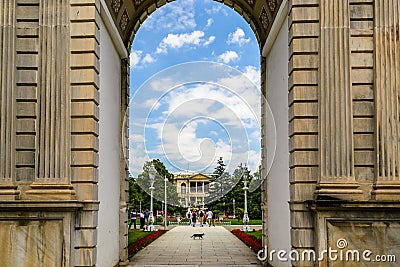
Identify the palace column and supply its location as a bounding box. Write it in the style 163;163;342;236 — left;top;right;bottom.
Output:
25;0;75;199
316;0;363;200
0;0;19;199
372;0;400;200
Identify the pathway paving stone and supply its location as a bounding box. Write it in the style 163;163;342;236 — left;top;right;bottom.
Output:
129;226;261;266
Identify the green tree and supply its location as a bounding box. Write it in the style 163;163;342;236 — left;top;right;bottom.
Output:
210;164;262;219
213;157;226;178
136;159;179;208
207;157;239;203
128;176;149;210
248;165;262;219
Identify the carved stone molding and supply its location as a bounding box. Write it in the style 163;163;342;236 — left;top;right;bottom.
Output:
316;0;363;200
372;0;400;200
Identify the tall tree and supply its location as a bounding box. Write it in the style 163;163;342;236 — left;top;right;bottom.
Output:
248;165;262;218
208;164;262;219
136;159;179;207
213;157;226;178
128;175;149;210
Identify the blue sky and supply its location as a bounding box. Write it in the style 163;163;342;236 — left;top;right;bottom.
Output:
129;0;261;177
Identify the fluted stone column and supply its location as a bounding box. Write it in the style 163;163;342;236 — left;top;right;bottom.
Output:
316;0;363;200
0;0;19;199
372;0;400;200
25;0;75;199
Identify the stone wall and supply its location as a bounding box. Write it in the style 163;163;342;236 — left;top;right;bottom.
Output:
286;0;400;266
0;0;129;266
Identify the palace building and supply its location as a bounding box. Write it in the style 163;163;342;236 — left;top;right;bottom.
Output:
174;172;213;207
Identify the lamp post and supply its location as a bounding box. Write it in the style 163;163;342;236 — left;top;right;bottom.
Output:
241;164;251;232
147;163;156;231
233;198;236;219
164;176;168;231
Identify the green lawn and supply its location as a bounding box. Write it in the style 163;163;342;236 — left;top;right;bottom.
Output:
128;229;153;245
246;230;263;240
226;219;263;225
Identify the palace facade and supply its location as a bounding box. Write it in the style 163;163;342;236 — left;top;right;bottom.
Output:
174;172;212;207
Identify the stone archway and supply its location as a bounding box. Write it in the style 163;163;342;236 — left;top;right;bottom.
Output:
113;1;281;265
1;0;400;266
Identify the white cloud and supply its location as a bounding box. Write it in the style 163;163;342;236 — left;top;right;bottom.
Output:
130;50;143;67
203;36;216;46
162;84;258;126
205;4;228;16
156;31;216;54
130;51;157;68
149;77;176;92
218;50;239;63
142;53;156;64
243;65;260;86
142;0;196;32
205;18;214;28
227;27;250;46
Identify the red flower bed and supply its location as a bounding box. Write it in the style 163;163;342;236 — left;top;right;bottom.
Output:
128;230;166;255
231;229;262;253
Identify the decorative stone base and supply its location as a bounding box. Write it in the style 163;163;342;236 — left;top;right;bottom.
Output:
25;184;76;200
0;185;20;200
310;202;400;267
372;183;400;201
0;200;83;267
315;183;364;201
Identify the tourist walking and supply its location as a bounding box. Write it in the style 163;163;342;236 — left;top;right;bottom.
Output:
139;209;145;229
186;209;192;225
144;208;150;230
129;209;137;229
211;209;216;227
206;209;213;227
199;209;204;226
191;210;197;227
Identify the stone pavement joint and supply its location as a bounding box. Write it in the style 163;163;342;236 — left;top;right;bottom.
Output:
129;226;261;266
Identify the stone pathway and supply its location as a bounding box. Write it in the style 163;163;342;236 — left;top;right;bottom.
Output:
129;226;261;266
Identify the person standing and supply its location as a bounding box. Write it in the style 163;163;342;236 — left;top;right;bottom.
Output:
129;209;137;229
191;210;197;227
139;209;145;230
206;209;213;227
199;209;204;227
186;209;192;226
211;209;216;227
144;208;150;230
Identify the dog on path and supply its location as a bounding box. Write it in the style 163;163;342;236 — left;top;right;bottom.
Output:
190;233;205;239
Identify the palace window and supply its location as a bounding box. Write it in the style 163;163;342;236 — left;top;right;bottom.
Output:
181;183;186;194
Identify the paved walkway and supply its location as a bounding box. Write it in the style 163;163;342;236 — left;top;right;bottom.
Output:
129;226;261;266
